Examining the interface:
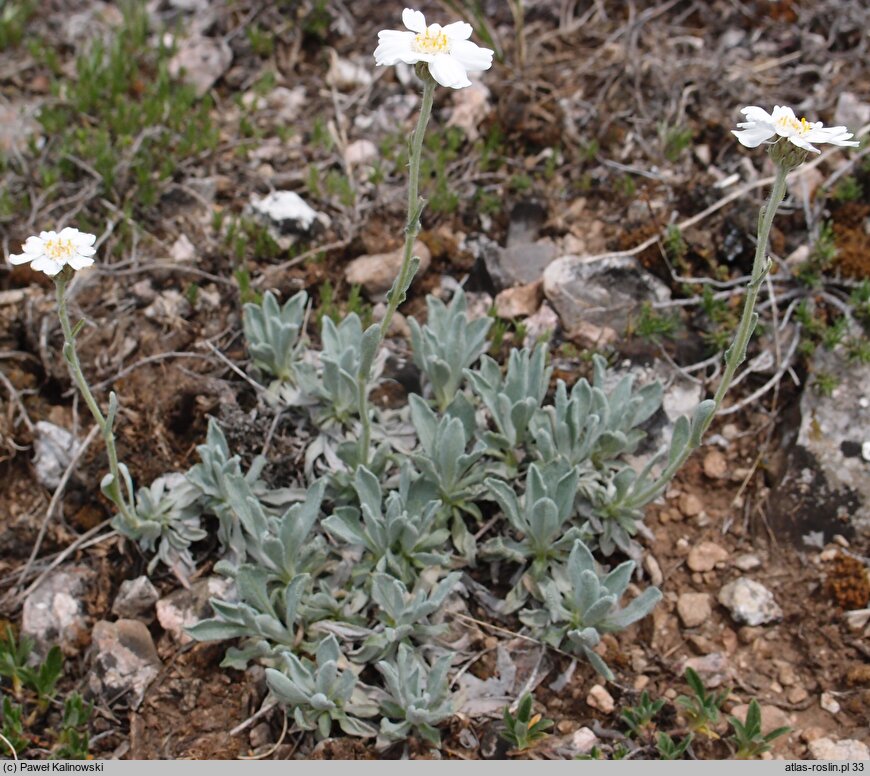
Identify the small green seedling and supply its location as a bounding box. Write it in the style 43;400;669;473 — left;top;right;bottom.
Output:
727;699;790;759
501;693;554;751
656;731;694;760
675;667;730;739
55;693;93;760
0;626;62;705
621;690;666;739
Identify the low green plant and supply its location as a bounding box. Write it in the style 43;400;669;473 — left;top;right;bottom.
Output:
675;667;730;739
376;644;454;748
0;627;62;705
265;635;378;739
55;694;93;760
656;731;693;760
622;690;666;739
727;699;790;759
501;693;554;751
519;539;662;679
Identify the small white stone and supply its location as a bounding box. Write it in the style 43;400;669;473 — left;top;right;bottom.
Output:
862;441;870;462
586;684;615;714
820;692;840;715
718;577;782;626
808;737;870;761
251;191;322;233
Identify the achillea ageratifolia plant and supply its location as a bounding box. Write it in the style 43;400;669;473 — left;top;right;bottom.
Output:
7;7;861;753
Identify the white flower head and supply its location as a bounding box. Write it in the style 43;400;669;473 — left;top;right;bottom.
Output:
733;105;859;154
374;8;493;89
8;227;96;277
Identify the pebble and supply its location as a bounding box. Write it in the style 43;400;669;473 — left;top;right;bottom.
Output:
250;722;272;750
787;687;808;704
568;727;599;756
586;684;615;714
678;493;704;518
777;663;797;687
703;449;728;479
720;628;738;653
344;139;378;167
846;664;870;686
801;727;826;744
87;619;162;709
733;553;763;571
112;576;159;621
251;190;328;235
643;554;663;587
819;692;840;714
808;738;870;761
33;421;79;490
156;576;235;644
633;675;650;691
677;592;712;628
718;577;783;626
687;541;729;572
345;241;432;301
522;302;559;343
494;280;543;319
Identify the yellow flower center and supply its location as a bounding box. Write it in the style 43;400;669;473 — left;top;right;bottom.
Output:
776;114;811;135
43;237;76;261
413;24;450;55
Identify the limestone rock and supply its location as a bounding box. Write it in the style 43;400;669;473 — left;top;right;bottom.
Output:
772;339;870;539
156;576;235;644
543;255;670;341
718;577;782;626
88;619;161;709
22;567;90;656
33;421;79;490
112;576;159;621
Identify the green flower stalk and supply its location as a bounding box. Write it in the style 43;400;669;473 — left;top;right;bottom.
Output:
625;108;859;510
54;270;138;528
351;11;495;468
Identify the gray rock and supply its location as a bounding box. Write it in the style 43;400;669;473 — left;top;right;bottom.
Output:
33;421;79;490
88;619;161;709
22;567;90;656
156;576;235;644
808;737;870;761
168;36;232;97
523;302;560;343
718;577;782;626
112;576;159;621
834;93;870;135
771;342;870;539
543;255;671;341
486;241;559;289
250;191;328;235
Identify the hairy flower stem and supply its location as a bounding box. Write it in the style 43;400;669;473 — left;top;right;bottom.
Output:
627;162;789;508
357;73;436;467
55;273;137;526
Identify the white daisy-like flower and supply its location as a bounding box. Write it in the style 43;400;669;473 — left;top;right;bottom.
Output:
733;105;859;154
8;227;97;277
374;8;494;89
